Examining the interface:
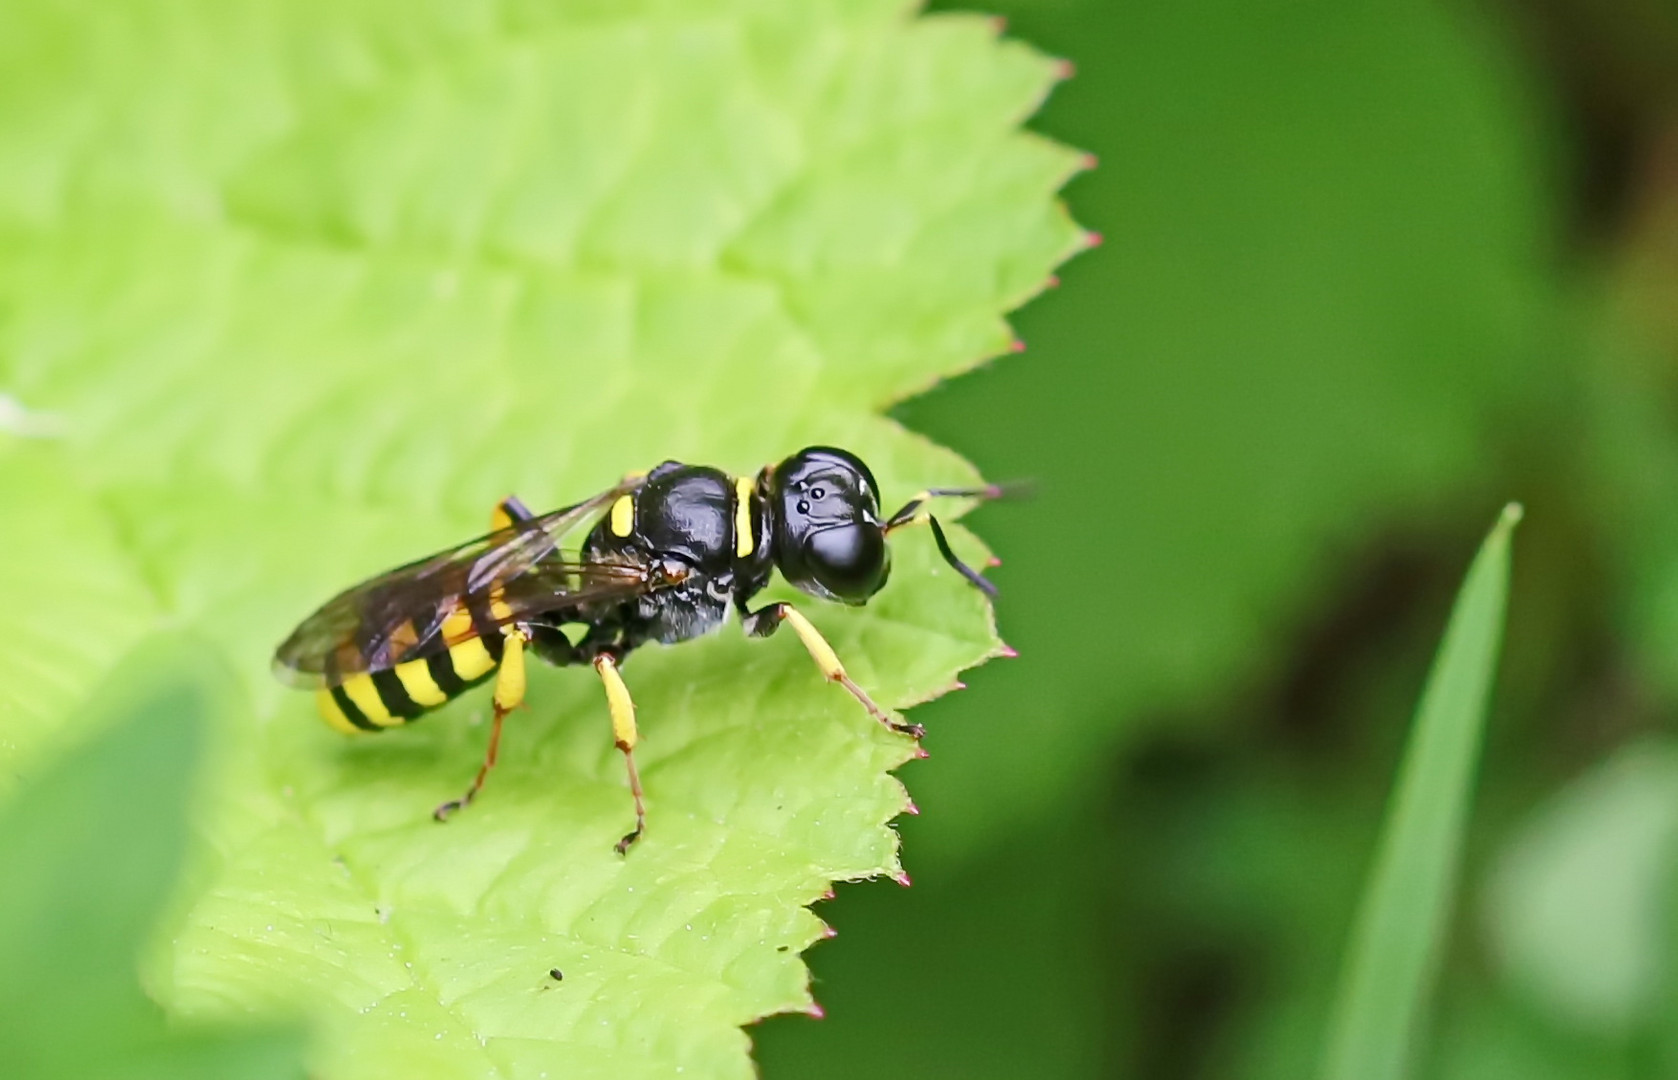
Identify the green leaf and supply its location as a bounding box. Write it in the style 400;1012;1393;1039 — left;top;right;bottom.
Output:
1319;504;1520;1080
0;2;1080;1077
768;1;1563;1071
0;635;304;1080
896;0;1562;863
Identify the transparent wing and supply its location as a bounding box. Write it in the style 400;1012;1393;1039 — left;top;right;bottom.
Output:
272;480;650;689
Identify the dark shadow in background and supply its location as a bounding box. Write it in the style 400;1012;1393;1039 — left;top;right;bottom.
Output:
756;0;1663;1077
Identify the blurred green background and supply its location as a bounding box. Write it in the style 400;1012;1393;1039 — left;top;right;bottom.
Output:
753;0;1678;1077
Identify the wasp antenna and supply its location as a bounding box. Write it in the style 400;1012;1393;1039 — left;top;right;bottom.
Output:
884;481;1018;532
927;516;998;597
921;484;1009;501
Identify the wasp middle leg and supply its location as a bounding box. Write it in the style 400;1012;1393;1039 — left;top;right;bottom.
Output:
592;652;646;854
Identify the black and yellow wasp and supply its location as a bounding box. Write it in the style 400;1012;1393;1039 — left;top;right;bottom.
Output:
273;447;1000;853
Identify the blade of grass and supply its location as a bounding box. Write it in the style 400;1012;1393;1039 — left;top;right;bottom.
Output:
1319;503;1521;1080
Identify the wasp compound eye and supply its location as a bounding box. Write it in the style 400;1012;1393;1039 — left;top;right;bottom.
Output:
772;447;881;516
804;523;889;604
274;443;983;859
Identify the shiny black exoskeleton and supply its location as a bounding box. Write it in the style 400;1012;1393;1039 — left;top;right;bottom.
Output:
275;443;1001;853
525;447;930;669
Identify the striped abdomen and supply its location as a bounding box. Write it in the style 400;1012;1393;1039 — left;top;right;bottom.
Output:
316;606;505;734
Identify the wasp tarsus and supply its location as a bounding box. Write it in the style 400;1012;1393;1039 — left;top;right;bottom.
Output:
273;447;1005;852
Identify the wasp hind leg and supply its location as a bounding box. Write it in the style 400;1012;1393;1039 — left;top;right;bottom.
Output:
592;653;647;855
433;626;529;821
741;602;923;739
492;495;537;530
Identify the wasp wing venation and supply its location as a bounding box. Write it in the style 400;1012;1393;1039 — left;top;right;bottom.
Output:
272;479;647;689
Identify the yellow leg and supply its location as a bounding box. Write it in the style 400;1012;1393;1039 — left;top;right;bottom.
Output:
593;654;647;854
777;605;923;739
434;628;527;821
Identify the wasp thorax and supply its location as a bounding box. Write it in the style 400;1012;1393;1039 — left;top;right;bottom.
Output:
771;446;891;604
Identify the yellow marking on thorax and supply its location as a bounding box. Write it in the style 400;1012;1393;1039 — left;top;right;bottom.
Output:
316;689;363;734
394;658;448;708
610;494;635;537
488;587;513;623
734;476;755;557
340;673;401;727
449;637;498;681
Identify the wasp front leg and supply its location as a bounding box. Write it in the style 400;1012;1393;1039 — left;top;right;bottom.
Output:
740;602;923;739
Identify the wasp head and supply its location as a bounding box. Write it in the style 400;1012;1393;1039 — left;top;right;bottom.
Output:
770;446;891;605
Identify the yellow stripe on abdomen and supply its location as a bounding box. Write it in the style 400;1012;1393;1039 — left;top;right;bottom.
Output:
394;658;448;708
441;607;475;643
317;688;363;734
340;673;400;727
449;637;498;682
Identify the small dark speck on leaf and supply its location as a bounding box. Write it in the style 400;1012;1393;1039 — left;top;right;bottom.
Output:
777;945;790;953
549;968;564;982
